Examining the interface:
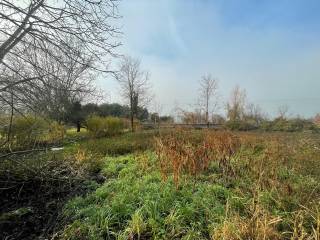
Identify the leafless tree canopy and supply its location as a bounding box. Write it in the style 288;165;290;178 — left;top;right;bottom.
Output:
0;0;120;152
198;74;219;125
0;0;120;66
245;103;265;124
227;85;247;121
116;56;151;131
278;105;289;119
0;0;120;106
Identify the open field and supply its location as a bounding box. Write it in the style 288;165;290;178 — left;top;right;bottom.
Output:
3;129;319;239
1;129;320;239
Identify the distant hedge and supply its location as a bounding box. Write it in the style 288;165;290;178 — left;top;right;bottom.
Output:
225;118;318;132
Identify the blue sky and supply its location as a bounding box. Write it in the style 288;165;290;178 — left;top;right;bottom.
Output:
104;0;320;117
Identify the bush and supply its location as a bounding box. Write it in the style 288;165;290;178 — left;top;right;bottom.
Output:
0;116;65;150
46;121;65;144
225;120;257;131
267;118;317;132
11;116;48;147
86;116;124;138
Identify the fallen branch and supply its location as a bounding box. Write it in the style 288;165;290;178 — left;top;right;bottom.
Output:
0;148;47;159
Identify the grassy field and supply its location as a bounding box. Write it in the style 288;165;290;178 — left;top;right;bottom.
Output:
54;130;320;240
1;129;320;239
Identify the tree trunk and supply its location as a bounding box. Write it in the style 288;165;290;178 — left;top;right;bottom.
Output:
130;96;135;132
76;120;81;132
206;111;209;128
130;113;134;132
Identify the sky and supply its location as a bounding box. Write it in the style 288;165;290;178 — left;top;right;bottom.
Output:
103;0;320;118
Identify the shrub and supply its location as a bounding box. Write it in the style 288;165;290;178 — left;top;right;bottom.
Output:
45;121;65;144
0;116;65;150
225;120;257;131
105;117;125;135
11;116;48;147
86;116;124;138
268;118;317;132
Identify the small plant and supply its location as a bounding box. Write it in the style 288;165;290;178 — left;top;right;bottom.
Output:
72;147;103;174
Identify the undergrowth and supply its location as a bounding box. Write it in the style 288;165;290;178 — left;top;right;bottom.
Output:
0;148;103;239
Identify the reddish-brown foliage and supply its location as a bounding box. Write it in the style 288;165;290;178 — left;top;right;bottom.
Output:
155;130;241;186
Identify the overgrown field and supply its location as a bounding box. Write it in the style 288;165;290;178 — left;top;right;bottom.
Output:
56;130;320;240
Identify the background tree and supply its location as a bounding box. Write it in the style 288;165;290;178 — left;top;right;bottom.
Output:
82;103;100;117
198;74;219;127
226;85;247;121
314;113;320;127
66;101;84;132
211;114;226;125
99;103;129;118
278;105;289;120
152;99;163;128
245;103;265;126
116;56;151;131
160;115;174;123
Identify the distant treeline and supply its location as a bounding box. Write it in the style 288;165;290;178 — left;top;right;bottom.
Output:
60;102;149;128
81;103;149;120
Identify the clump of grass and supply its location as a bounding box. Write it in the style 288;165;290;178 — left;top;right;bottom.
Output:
78;130;158;156
155;130;240;186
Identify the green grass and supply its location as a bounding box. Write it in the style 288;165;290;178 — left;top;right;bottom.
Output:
61;152;232;240
65;130;160;157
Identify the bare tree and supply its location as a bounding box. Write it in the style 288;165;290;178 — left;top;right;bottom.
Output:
30;44;96;123
245;103;266;124
278;105;289;119
314;113;320;127
0;0;120;151
0;0;120;67
198;74;219;127
0;38;96;117
152;98;163;129
116;56;151;131
181;111;201;125
226;85;247;121
0;0;120;106
0;0;120;113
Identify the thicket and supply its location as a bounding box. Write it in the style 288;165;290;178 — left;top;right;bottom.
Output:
0;146;104;239
85;116;125;138
0;116;65;151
